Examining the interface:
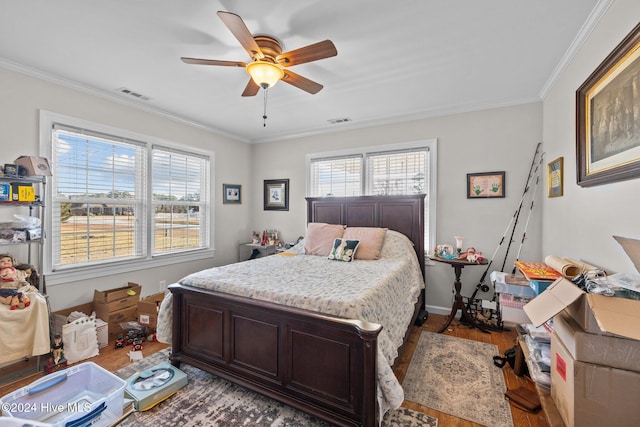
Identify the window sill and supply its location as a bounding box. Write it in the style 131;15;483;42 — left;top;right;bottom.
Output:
45;249;215;287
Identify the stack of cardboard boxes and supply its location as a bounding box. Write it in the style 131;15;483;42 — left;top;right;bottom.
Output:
54;283;166;351
524;278;640;427
93;282;141;339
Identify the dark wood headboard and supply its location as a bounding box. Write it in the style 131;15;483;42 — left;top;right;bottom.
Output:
306;194;425;277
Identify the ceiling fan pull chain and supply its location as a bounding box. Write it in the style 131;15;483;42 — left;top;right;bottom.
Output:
263;88;268;127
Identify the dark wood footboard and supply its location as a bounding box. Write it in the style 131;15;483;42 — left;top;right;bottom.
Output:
169;283;382;426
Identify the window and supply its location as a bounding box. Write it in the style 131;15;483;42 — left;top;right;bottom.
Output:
152;147;209;255
41;112;212;283
307;140;437;250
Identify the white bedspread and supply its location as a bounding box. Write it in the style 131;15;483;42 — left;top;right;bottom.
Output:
157;230;424;416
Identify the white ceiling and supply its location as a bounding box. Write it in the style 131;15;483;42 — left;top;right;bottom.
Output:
0;0;604;143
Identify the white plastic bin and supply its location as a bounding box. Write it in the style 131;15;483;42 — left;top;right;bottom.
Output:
0;362;125;427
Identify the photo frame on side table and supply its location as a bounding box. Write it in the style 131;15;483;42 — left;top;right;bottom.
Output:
264;179;289;211
467;171;505;199
548;157;564;198
576;21;640;187
223;184;241;204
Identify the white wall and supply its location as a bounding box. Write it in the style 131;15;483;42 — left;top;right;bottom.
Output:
9;0;636;316
0;67;253;311
250;102;543;313
542;0;640;274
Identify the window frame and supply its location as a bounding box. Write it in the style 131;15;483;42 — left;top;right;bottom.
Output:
39;110;215;286
306;139;438;252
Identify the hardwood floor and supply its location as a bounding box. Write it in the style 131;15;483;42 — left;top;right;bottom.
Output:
0;314;547;426
394;313;549;427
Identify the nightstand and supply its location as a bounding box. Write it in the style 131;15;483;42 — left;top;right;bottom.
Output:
238;243;276;260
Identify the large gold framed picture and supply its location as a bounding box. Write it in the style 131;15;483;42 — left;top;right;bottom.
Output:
576;22;640;187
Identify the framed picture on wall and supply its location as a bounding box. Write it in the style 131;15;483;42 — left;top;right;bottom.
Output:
548;157;564;197
223;184;241;204
576;21;640;187
264;179;289;211
466;171;505;199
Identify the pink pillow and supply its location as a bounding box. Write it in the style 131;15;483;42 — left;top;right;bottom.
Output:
303;223;345;256
342;227;388;260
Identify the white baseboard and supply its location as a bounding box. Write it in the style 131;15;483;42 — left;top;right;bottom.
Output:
424;304;456;316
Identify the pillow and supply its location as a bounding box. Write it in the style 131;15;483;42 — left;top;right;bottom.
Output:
342;227;388;260
328;238;360;262
303;223;345;256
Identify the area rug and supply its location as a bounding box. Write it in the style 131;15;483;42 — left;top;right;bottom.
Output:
115;348;437;426
402;332;514;427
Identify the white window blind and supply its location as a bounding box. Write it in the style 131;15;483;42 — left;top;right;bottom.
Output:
366;149;428;195
48;118;212;275
152;147;209;255
308;142;435;251
51;124;147;269
309;154;363;197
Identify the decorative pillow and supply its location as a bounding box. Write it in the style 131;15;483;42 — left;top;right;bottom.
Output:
303;223;346;256
328;238;360;262
342;227;388;260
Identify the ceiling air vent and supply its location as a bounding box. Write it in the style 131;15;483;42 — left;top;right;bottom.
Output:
328;117;352;124
116;87;151;101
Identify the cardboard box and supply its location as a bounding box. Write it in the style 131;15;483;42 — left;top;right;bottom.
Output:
554;311;640;372
138;292;165;328
95;318;108;349
52;302;108;348
52;302;95;337
528;279;554;295
93;282;141;312
13;156;51;176
523;277;640;341
551;333;640;427
94;305;138;337
94;282;141;304
0;183;10;201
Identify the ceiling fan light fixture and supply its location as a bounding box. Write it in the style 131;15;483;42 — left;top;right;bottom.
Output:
246;61;284;89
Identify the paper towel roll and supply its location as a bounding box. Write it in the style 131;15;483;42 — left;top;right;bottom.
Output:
544;255;582;279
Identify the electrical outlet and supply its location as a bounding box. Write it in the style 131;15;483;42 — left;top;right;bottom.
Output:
159;280;167;291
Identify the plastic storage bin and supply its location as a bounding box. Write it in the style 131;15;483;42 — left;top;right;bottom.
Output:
0;362;125;427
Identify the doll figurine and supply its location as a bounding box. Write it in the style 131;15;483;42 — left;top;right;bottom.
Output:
52;334;65;364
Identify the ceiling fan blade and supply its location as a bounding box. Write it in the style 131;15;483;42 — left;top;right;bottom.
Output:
277;40;337;67
217;11;264;60
241;79;260;97
181;57;246;67
281;69;323;94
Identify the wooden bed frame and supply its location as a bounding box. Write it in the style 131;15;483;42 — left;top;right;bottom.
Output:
168;194;425;426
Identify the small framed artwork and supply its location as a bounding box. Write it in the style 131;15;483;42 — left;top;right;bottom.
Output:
223;183;241;204
264;179;289;211
576;21;640;187
467;171;505;199
548;157;564;198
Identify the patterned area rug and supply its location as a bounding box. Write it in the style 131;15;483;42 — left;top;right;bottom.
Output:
115;348;437;426
402;332;514;427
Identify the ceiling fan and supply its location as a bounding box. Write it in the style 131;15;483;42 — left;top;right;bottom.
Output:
181;11;338;97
